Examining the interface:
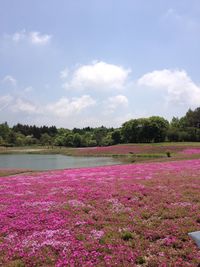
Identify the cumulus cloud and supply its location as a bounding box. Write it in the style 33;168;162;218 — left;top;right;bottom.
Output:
11;98;38;114
0;94;38;114
46;95;96;117
106;95;128;113
138;69;200;107
0;95;13;111
11;30;52;45
63;61;131;91
0;93;96;119
2;75;17;86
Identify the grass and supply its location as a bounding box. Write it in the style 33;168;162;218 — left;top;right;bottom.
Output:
0;169;33;177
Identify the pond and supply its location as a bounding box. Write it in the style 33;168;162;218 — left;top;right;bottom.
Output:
0;154;121;170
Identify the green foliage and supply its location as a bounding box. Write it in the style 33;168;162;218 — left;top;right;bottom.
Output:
121;116;169;143
184;107;200;128
0;136;5;146
73;133;82;147
87;139;97;147
15;133;26;146
64;134;74;147
0;122;10;141
93;126;107;146
111;129;121;144
101;133;113;146
136;256;146;264
40;133;52;146
2;107;200;147
166;151;171;157
25;135;38;145
170;117;181;128
167;128;180;141
121;231;133;241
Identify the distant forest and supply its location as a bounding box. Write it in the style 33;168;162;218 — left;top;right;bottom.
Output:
1;107;200;147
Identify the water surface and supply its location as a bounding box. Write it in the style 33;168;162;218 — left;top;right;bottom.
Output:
0;154;121;170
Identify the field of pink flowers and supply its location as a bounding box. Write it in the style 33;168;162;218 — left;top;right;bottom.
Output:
74;144;200;157
181;149;200;155
74;144;175;156
1;160;200;266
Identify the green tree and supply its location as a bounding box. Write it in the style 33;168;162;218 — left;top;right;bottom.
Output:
121;119;140;143
40;133;52;146
111;129;121;144
121;117;169;143
170;117;181;128
0;136;5;146
25;135;38;145
15;133;26;146
54;135;65;146
182;108;200;128
148;116;169;142
101;133;113;146
73;133;82;147
0;122;10;142
64;134;74;147
167;128;180;142
93;127;107;146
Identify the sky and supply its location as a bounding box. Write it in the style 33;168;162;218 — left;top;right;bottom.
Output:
0;0;200;128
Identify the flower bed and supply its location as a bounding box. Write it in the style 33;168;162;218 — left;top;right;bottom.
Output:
74;144;200;157
181;149;200;155
0;160;200;266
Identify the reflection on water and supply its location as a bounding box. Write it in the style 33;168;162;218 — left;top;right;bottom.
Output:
0;154;121;170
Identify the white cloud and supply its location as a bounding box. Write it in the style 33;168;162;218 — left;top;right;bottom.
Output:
0;94;39;114
24;86;33;93
106;95;128;113
11;30;52;45
46;95;96;117
0;93;96;119
60;68;69;79
12;29;26;42
29;31;52;45
2;75;17;86
63;61;131;91
138;69;200;107
163;8;182;21
0;95;13;111
162;8;199;33
11;98;39;114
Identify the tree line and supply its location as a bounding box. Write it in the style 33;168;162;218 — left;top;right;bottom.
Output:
1;107;200;147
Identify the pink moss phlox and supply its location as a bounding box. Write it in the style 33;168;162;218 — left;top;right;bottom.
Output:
0;159;200;265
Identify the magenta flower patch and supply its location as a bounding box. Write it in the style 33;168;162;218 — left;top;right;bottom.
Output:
0;159;200;266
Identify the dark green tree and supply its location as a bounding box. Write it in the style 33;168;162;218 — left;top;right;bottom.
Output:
111;129;121;144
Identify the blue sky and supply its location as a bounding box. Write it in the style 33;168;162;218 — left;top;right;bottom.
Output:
0;0;200;128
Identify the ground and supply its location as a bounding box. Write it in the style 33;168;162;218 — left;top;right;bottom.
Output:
0;150;200;266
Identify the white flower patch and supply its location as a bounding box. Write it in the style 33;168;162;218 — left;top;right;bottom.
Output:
21;229;71;252
108;198;130;213
75;221;87;227
90;229;104;240
22;201;56;211
68;199;85;208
